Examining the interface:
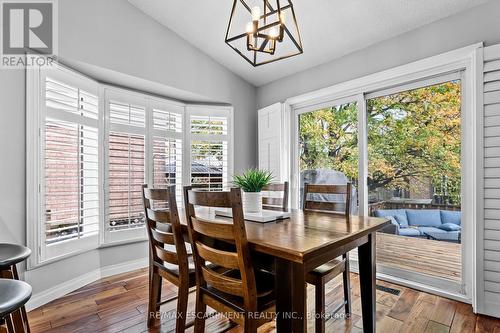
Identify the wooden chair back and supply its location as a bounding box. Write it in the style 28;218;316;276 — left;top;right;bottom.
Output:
142;185;189;281
183;186;258;311
262;182;289;212
302;183;352;216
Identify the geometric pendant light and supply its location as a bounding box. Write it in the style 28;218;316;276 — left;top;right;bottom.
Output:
225;0;303;66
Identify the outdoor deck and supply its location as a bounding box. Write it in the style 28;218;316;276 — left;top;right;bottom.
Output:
377;233;461;282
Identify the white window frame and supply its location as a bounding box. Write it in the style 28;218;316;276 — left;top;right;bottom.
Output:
27;65;235;267
185;104;235;190
286;44;482;306
26;64;101;267
103;87;149;244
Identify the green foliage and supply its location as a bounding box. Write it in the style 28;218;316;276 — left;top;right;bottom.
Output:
299;81;462;204
190;119;226;171
299;102;359;181
233;169;273;192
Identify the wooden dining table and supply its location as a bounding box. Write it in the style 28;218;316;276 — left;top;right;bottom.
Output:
179;209;389;333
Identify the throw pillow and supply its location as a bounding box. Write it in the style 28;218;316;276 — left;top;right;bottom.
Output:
394;214;409;228
384;216;399;227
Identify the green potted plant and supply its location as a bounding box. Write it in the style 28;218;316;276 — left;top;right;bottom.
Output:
233;169;273;213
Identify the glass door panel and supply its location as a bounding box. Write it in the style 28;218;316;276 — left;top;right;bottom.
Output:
298;101;359;211
367;80;463;293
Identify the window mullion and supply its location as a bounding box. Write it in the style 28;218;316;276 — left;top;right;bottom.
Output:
128;104;132;228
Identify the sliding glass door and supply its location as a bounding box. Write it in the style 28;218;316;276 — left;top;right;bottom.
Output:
292;73;466;296
366;77;463;294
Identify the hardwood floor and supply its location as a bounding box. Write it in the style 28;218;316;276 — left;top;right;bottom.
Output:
377;234;461;282
28;268;499;333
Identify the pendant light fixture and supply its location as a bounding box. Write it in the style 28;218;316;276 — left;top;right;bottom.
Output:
225;0;303;66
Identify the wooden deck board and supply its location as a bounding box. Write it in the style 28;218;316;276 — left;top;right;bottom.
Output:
27;268;500;333
377;233;462;282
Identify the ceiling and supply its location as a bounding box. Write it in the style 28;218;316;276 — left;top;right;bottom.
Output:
128;0;489;87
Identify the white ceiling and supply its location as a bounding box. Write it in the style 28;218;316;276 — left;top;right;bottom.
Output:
128;0;489;87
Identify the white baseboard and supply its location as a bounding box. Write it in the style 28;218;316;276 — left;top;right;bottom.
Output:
100;257;149;279
26;257;148;311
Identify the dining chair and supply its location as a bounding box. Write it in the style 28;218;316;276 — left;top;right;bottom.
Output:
184;186;276;333
262;182;289;212
142;185;194;332
0;244;32;333
302;182;352;333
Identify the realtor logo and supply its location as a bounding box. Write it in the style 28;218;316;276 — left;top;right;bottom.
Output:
1;0;57;68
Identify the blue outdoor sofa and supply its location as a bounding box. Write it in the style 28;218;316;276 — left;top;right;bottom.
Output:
373;209;461;239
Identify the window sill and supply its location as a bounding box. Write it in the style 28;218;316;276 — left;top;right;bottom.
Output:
99;237;149;249
26;236;149;271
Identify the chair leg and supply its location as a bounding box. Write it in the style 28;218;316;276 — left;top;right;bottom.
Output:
147;272;162;327
193;290;206;333
4;315;13;333
315;281;326;333
244;318;258;333
175;282;189;333
343;254;352;316
10;311;25;333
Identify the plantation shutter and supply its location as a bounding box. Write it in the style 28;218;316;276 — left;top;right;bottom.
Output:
41;68;100;261
187;106;232;191
151;102;184;203
480;44;500;317
258;103;287;181
106;93;147;241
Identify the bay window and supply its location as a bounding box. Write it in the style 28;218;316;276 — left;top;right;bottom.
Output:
27;64;233;266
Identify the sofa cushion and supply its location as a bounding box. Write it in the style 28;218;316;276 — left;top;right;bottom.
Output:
406;209;442;227
440;210;461;225
417;227;448;236
439;223;461;232
398;228;421;237
374;210;408;227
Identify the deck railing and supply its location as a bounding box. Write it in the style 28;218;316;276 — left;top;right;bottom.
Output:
368;201;461;215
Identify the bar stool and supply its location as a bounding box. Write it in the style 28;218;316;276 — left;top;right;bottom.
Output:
0;279;32;333
0;244;31;333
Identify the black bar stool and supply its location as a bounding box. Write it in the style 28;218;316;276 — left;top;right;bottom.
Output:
0;244;31;333
0;279;32;333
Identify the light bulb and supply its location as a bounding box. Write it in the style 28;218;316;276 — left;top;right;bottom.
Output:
280;12;286;24
251;6;260;21
269;27;279;38
246;22;254;34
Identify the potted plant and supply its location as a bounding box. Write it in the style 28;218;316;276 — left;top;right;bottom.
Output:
233;169;273;214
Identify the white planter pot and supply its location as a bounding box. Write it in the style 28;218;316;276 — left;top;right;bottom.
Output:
242;191;263;214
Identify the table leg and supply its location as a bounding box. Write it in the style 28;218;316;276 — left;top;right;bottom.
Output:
275;258;292;333
358;233;376;333
291;262;307;333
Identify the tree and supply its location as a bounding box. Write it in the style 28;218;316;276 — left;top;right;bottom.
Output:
299;81;462;204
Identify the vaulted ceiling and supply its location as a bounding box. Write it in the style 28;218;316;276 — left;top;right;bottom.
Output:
128;0;489;87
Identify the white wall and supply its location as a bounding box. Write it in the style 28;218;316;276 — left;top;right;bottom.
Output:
257;1;500;108
0;0;256;303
